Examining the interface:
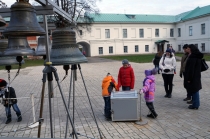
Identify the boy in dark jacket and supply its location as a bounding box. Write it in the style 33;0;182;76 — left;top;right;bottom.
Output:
0;79;22;124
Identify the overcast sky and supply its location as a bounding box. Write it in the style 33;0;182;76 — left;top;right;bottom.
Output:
2;0;210;15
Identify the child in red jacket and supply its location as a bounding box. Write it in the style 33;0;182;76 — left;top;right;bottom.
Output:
118;59;135;91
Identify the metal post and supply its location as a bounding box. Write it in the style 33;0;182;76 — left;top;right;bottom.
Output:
135;93;148;125
30;93;36;123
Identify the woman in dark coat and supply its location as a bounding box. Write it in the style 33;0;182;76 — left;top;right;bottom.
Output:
153;51;163;74
184;44;203;109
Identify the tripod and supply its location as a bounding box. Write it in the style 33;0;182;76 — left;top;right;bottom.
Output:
65;64;103;139
37;64;79;139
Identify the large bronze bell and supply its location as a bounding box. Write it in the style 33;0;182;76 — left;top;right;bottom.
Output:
49;27;87;66
35;36;52;56
4;36;34;56
0;39;24;66
0;15;6;27
3;0;45;36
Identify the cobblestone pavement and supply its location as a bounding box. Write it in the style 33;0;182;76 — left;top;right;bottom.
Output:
0;57;210;139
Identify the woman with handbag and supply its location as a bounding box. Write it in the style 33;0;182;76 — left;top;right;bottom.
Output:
159;49;176;98
184;44;203;109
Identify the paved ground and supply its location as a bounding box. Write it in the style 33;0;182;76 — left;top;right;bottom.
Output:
0;57;210;139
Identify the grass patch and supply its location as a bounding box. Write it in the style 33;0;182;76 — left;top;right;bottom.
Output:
0;59;44;70
100;54;155;63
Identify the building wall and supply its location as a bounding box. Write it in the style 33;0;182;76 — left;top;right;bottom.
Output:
175;16;210;52
76;15;210;56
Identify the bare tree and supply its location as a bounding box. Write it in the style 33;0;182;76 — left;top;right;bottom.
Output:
53;0;100;32
0;0;7;8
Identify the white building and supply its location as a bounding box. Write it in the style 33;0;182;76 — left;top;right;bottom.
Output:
76;5;210;57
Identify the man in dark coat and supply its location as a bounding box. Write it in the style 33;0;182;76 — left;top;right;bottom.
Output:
184;44;203;109
0;79;22;124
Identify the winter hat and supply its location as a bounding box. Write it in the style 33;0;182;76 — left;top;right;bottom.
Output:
145;68;157;76
122;59;129;64
145;70;152;76
165;49;171;53
0;79;7;87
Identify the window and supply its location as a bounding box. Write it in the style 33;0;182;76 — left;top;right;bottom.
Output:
170;29;174;37
79;30;83;35
178;28;181;37
178;45;181;51
124;46;128;53
139;29;144;38
195;44;198;48
145;45;149;52
155;29;159;37
201;24;205;34
135;45;139;52
201;43;205;51
123;29;127;38
105;29;110;38
109;46;113;54
189;26;193;36
99;47;103;54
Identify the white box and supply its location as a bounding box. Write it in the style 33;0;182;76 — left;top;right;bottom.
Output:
111;90;139;121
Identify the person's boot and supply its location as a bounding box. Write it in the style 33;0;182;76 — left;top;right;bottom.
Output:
17;114;22;122
164;93;169;98
5;114;12;124
167;93;172;98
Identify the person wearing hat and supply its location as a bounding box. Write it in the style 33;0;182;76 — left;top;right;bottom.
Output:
179;44;192;102
159;49;176;98
118;59;135;91
0;79;22;124
139;68;158;118
101;73;118;120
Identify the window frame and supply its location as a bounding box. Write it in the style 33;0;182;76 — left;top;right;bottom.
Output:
189;26;193;36
178;28;181;37
124;46;128;53
109;46;113;54
135;45;139;52
123;29;127;38
201;23;205;35
145;45;149;52
170;28;174;37
98;47;103;54
155;29;159;37
105;29;110;38
139;29;144;38
201;43;205;51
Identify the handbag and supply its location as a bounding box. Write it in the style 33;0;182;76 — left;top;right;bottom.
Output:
201;59;209;72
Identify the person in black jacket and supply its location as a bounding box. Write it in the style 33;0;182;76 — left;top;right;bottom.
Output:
153;51;163;74
184;44;203;109
0;79;22;124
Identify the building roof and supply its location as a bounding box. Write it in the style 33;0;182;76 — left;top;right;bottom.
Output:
79;5;210;23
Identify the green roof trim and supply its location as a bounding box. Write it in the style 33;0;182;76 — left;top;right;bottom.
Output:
78;5;210;23
155;40;169;44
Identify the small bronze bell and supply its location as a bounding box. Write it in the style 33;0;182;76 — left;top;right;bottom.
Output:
0;39;24;66
35;36;52;56
4;36;35;56
49;27;87;66
3;0;45;36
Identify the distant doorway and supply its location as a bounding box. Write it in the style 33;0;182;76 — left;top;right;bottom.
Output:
77;41;90;57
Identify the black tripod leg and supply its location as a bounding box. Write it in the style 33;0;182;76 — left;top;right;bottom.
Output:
65;67;73;139
77;64;103;139
52;67;79;139
37;73;47;138
47;72;54;138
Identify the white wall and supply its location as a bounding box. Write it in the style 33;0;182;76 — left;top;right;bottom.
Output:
76;16;210;56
